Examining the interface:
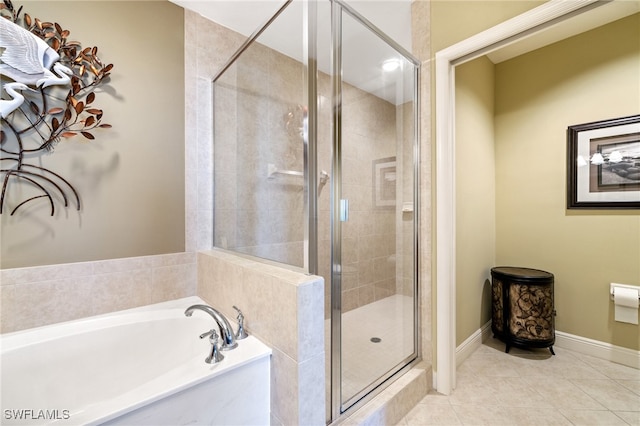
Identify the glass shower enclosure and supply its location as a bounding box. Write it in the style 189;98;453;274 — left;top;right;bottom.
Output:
212;0;419;421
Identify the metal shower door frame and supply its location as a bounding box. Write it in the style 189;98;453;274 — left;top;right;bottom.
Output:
329;0;421;420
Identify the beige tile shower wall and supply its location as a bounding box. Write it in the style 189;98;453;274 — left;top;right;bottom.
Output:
317;75;407;316
411;0;433;365
186;11;249;253
399;101;416;298
0;252;197;333
197;249;325;426
317;74;333;319
212;28;306;268
200;10;406;315
341;85;399;312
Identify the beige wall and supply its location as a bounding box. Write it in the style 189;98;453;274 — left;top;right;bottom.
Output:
431;0;547;361
443;3;639;351
455;56;496;346
456;15;640;349
0;1;207;333
1;1;185;269
430;0;546;53
495;14;640;350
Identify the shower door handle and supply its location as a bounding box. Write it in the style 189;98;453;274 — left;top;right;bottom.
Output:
340;199;349;222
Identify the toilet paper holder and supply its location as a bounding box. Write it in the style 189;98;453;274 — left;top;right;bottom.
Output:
610;283;640;301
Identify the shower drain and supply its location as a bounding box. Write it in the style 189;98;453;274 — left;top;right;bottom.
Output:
370;337;382;343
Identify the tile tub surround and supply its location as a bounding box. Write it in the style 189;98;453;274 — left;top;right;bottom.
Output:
0;252;197;334
197;249;325;426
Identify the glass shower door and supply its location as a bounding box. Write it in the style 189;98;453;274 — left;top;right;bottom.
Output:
331;2;419;415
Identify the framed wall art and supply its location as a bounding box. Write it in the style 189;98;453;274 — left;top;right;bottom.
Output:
567;115;640;209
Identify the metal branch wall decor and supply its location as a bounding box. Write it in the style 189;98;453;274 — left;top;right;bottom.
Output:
0;0;113;216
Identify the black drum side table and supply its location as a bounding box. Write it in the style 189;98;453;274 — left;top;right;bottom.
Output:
491;266;555;355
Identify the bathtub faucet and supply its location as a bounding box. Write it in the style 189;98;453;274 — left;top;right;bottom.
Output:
184;305;238;350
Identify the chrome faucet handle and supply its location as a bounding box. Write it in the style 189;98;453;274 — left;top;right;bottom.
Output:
232;305;248;339
202;329;224;364
199;329;214;339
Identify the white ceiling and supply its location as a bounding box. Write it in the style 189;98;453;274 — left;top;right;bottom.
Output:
171;0;413;52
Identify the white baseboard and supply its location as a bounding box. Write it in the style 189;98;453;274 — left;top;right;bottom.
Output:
555;331;640;370
456;321;492;367
455;324;639;370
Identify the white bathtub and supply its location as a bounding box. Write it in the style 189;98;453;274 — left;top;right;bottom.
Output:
0;296;271;425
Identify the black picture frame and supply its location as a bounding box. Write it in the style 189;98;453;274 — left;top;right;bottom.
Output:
567;115;640;209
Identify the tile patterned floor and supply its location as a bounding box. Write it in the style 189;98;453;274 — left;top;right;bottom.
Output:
397;338;640;425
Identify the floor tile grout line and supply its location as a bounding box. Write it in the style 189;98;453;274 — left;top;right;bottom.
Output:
398;338;640;425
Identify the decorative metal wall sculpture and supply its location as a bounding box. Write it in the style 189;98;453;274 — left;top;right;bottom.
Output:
0;0;113;215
